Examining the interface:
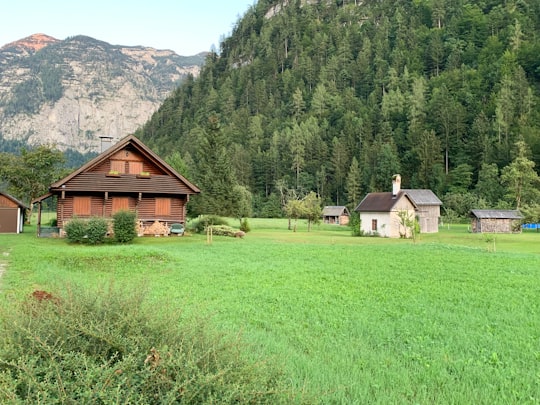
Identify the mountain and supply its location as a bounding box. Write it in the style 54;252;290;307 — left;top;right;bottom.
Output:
0;34;206;153
136;0;540;215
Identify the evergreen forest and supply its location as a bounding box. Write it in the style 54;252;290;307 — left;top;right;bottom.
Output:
136;0;540;221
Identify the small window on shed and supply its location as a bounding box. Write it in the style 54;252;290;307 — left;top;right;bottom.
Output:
155;198;171;216
73;196;91;216
372;219;378;231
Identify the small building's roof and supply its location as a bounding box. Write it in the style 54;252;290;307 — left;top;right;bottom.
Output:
0;191;29;209
470;209;523;219
354;191;416;212
322;206;350;216
402;189;442;206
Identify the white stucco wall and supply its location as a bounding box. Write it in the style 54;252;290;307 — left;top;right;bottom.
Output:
359;196;416;238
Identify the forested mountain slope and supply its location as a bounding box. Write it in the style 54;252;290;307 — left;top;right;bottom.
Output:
137;0;540;219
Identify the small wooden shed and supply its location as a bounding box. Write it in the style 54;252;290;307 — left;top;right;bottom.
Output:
470;210;523;233
402;189;442;233
322;206;350;225
0;191;28;233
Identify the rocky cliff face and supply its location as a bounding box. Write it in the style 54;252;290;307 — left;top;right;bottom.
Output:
0;34;205;153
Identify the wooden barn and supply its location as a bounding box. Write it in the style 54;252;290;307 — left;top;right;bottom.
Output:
470;210;523;233
322;206;350;225
402;189;442;233
354;176;417;238
0;191;28;234
32;135;200;237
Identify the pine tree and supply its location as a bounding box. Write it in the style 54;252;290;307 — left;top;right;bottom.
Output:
193;115;238;216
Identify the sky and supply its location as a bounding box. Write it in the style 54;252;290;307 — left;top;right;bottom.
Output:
0;0;256;55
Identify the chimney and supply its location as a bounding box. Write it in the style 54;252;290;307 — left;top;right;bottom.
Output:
99;136;113;153
392;174;401;197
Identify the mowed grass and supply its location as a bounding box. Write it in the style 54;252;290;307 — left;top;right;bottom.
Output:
1;219;539;404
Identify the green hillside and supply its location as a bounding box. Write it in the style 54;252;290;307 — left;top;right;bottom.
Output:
137;0;540;219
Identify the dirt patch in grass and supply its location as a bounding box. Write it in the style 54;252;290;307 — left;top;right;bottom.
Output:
0;251;9;285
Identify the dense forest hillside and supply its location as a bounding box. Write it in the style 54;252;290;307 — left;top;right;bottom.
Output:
137;0;540;220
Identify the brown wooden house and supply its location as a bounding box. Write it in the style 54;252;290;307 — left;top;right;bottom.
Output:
470;210;523;233
0;191;28;234
32;135;200;237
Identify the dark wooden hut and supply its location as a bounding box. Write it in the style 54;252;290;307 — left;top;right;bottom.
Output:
470;210;523;233
0;191;28;233
322;206;350;225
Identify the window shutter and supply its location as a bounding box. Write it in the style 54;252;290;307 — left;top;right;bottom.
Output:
112;197;130;213
155;198;171;216
73;197;91;215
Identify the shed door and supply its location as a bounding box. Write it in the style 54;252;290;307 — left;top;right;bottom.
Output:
0;208;18;233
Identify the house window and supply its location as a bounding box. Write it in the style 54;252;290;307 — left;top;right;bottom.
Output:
155;198;171;216
112;197;130;214
129;161;143;174
110;160;125;173
372;219;378;231
73;196;91;216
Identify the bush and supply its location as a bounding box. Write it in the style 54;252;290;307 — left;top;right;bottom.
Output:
189;215;229;234
85;217;109;245
240;218;251;233
348;211;362;236
113;210;137;243
64;217;87;243
209;224;240;237
0;284;294;404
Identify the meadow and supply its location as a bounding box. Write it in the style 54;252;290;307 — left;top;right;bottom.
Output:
0;219;539;404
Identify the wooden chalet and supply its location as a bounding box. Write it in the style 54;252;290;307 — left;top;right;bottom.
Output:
32;135;200;237
401;189;442;233
470;210;523;233
322;206;350;225
0;191;28;234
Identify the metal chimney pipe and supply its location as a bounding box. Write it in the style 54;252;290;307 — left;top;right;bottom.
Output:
99;136;113;153
392;174;401;196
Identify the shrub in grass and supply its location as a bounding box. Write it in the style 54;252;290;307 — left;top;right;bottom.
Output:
85;217;109;245
0;284;294;404
210;224;241;237
190;215;229;234
240;218;251;233
113;210;137;243
64;217;87;243
348;211;362;236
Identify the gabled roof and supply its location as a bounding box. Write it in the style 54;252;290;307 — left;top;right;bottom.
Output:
0;191;29;209
354;191;416;212
322;206;350;216
52;135;199;191
32;135;199;204
401;189;442;206
470;209;523;219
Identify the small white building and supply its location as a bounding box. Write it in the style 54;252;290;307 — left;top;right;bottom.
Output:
354;175;416;238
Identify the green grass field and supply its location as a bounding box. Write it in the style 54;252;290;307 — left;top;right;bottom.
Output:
1;219;539;404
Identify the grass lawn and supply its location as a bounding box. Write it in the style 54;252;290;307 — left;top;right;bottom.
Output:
1;219;539;404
